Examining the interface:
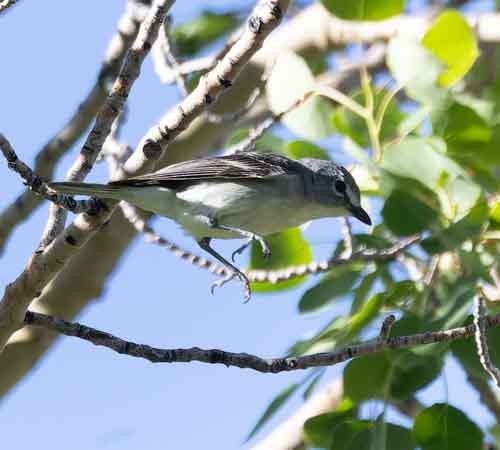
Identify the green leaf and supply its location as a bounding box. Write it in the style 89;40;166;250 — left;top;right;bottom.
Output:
303;408;357;448
382;190;438;236
490;201;500;224
345;292;386;340
249;228;313;293
299;266;362;313
346;422;416;450
382;137;481;220
389;351;443;399
246;383;299;441
422;10;479;86
320;0;404;21
451;315;500;380
266;52;334;140
343;353;391;403
421;201;488;253
350;268;379;314
303;370;325;400
226;128;285;154
285;140;330;160
387;35;449;106
432;100;492;145
384;280;418;308
173;11;238;56
330;420;373;450
413;404;483;450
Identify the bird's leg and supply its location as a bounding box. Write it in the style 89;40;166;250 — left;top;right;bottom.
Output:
211;223;272;262
197;237;252;302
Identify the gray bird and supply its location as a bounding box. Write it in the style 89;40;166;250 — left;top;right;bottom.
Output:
49;152;371;299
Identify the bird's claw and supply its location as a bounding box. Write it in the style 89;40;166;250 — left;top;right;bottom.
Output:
231;243;249;263
211;271;252;302
231;235;271;262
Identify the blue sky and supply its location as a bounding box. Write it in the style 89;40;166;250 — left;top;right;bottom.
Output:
0;1;495;449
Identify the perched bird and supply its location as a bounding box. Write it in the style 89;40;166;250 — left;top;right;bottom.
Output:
49;152;371;299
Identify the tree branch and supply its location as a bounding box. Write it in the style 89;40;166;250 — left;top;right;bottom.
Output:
0;134;105;216
39;0;174;249
0;0;19;14
0;1;145;253
473;295;500;387
24;310;500;372
0;0;290;354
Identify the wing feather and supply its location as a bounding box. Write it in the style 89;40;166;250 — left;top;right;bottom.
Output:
111;152;300;188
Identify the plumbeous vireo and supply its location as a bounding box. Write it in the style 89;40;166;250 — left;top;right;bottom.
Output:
49;151;371;299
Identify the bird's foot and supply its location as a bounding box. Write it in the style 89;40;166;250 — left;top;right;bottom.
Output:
211;270;252;302
231;234;271;262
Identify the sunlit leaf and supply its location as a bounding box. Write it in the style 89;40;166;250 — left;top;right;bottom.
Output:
267;52;334;140
382;137;481;220
387;35;448;107
422;10;479;86
249;228;313;293
321;0;404;21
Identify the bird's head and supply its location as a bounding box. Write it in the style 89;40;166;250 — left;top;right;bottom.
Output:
299;158;372;226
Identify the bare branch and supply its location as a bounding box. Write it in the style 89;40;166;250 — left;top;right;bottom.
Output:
0;134;104;216
245;235;420;283
0;0;19;14
0;2;145;253
24;309;500;372
473;295;500;387
0;0;290;354
152;15;189;96
378;314;396;343
39;0;175;248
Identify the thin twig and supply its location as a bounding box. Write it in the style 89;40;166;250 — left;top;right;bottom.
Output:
24;310;500;373
473;295;500;387
0;134;104;215
246;235;420;283
38;0;175;248
152;15;189;96
154;24;245;85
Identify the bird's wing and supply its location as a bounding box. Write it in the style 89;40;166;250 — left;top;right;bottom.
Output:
111;152;301;187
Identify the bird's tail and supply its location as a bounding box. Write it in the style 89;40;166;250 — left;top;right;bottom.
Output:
48;182;123;199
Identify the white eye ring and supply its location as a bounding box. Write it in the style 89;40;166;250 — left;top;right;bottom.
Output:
334;180;346;193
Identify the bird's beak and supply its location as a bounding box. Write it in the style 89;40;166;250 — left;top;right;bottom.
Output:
351;206;372;225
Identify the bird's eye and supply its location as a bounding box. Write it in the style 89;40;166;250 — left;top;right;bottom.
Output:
334;180;346;193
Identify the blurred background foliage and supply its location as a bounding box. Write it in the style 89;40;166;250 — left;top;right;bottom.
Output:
172;0;500;448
